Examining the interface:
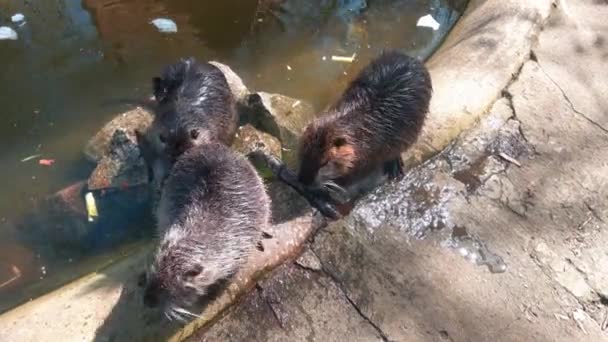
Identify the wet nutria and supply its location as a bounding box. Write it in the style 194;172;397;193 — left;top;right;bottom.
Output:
297;50;432;204
136;57;238;188
142;142;271;320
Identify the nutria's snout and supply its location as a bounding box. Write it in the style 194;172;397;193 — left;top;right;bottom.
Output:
143;278;166;308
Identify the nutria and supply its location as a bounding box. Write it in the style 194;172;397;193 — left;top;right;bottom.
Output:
252;51;431;218
297;50;432;203
137;57;238;187
142;142;271;321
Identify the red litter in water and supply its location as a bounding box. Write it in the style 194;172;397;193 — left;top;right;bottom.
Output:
39;159;55;166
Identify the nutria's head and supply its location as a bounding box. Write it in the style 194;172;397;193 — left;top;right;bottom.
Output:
142;232;238;321
297;120;353;203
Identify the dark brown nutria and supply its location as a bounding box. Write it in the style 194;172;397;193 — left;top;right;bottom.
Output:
297;50;432;203
142;142;271;321
136;57;238;189
251;51;432;218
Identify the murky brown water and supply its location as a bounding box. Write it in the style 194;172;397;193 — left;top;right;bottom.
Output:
0;0;466;313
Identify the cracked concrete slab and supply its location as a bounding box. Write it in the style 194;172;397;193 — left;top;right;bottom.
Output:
406;0;554;164
533;0;608;133
188;264;384;342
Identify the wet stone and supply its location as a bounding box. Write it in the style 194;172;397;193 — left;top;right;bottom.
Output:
209;61;249;103
14;181;153;257
233;124;282;179
84;107;153;163
88;129;148;190
240;92;316;168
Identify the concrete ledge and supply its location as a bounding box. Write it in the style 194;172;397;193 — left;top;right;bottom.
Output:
405;0;553;164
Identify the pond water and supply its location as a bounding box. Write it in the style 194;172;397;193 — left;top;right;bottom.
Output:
0;0;467;313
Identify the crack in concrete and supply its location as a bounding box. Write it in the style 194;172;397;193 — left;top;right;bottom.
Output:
308;249;391;342
256;285;286;330
535;60;608;134
501;89;536;152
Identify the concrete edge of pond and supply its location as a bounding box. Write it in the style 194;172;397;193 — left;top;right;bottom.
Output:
404;0;554;165
0;0;555;340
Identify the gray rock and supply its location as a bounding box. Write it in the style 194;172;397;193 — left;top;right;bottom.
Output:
209;61;249;102
87;129;148;190
241;92;316;168
84;107;153;163
233;124;282;179
294;248;323;271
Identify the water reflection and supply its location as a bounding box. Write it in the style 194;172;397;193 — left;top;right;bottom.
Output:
0;0;466;313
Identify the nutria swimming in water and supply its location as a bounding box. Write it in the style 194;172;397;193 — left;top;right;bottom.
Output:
142;142;271;321
255;50;432;217
136;57;238;189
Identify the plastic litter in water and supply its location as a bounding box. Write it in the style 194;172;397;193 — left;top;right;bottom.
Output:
150;18;177;33
11;13;25;23
331;53;357;63
417;14;440;31
85;192;99;222
0;26;18;40
38;159;55;166
21;154;42;162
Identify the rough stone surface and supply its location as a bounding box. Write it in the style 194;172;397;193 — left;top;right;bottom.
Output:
87;129;149;190
533;0;608;133
189;265;383;342
232;124;282;179
84;107;153;163
241;92;316;168
294;248;323;272
209;61;249;103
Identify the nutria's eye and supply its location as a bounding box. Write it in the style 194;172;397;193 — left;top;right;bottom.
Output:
159;134;167;143
183;265;203;279
333;137;347;147
190;129;199;140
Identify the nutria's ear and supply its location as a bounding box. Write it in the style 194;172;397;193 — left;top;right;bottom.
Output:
183;265;203;279
332;136;348;147
328;137;355;168
189;129;199;140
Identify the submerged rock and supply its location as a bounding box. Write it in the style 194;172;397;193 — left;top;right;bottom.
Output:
15;181;153;257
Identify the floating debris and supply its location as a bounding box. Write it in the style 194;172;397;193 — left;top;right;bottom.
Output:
11;13;25;23
286;65;292;71
85;192;98;222
38;159;55;166
291;100;301;108
21;154;42;162
150;18;177;33
0;26;18;40
417;14;440;31
331;53;357;63
0;265;21;289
